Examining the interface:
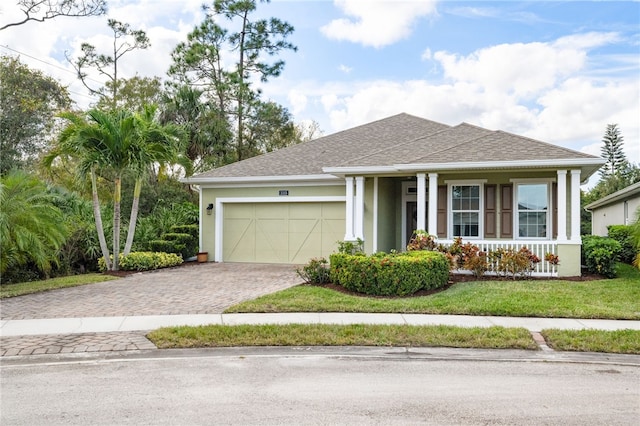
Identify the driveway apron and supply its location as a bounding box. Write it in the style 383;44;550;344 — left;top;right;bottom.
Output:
1;263;300;320
0;263;301;356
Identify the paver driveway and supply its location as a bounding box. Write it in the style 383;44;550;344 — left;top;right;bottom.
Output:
1;262;301;320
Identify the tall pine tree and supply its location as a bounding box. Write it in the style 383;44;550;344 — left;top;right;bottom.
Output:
599;123;628;178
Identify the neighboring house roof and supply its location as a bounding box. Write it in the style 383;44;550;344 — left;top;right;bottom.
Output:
584;182;640;210
184;113;604;183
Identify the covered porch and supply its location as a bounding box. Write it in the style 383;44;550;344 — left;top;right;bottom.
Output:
339;169;584;277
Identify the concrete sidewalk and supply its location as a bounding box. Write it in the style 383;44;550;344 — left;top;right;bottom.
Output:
3;313;640;337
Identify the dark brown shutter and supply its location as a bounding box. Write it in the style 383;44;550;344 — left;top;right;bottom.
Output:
552;182;558;239
437;185;447;238
500;184;513;238
484;184;497;238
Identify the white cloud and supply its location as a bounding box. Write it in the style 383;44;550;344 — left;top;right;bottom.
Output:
287;90;308;115
313;32;638;164
432;33;620;100
321;0;438;48
321;93;342;112
338;64;353;74
421;48;432;61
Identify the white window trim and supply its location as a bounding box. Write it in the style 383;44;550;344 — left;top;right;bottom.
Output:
509;178;557;184
513;182;552;240
446;180;486;240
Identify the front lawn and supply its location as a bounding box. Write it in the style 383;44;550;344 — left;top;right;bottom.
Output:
226;263;640;320
0;274;119;298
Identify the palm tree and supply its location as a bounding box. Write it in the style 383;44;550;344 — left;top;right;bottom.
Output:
45;107;187;270
123;104;188;255
45;110;117;269
0;170;67;275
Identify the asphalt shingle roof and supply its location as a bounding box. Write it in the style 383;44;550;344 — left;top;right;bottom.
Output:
192;113;599;178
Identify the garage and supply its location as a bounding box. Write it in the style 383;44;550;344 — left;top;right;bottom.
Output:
222;201;346;263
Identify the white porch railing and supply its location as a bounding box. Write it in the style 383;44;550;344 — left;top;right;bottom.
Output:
438;239;559;277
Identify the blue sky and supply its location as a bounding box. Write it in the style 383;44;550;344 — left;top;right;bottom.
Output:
2;0;639;182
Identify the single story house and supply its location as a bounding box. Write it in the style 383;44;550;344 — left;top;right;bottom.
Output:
183;113;604;277
585;182;640;236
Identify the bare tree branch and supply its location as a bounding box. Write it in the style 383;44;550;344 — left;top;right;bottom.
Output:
1;0;107;31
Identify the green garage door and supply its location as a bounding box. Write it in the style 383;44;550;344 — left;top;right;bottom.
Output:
223;202;346;263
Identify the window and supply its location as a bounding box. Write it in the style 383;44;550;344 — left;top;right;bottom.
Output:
451;185;480;237
516;183;548;238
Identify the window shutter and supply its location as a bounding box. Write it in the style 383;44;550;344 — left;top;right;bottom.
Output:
552;182;558;238
484;184;497;238
500;184;513;238
437;185;447;238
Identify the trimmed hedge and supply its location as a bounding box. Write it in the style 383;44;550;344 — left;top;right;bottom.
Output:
163;232;197;260
607;225;636;264
99;252;183;272
582;235;621;278
171;224;199;240
329;251;449;296
148;239;184;256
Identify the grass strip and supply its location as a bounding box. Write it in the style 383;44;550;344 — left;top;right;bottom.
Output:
542;329;640;354
226;264;640;320
0;274;118;298
147;324;537;350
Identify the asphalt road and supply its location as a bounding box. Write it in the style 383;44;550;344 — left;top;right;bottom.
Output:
2;348;639;425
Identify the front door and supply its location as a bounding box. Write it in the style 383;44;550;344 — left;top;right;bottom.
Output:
406;201;418;246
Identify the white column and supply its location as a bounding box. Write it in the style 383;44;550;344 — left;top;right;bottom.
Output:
556;170;567;241
373;177;378;252
428;173;438;236
570;170;581;242
198;186;204;251
214;200;223;262
416;173;426;232
344;177;355;240
355;176;365;240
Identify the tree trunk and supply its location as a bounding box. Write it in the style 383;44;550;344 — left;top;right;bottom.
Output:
112;176;122;271
91;170;112;270
236;9;248;161
123;178;142;256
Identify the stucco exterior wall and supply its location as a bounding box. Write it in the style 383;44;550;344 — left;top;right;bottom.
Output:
591;196;640;236
376;178;399;253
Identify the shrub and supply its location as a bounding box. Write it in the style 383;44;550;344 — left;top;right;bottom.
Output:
545;252;560;265
488;247;540;279
98;252;183;272
463;251;489;278
337;238;364;255
297;258;330;284
582;236;621;278
329;251;449;296
406;230;438;251
171;224;199;240
607;225;636;264
163;232;197;259
148;239;186;257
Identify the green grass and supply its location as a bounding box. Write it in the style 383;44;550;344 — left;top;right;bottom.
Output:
226;263;640;320
542;329;640;354
0;274;119;298
147;324;537;350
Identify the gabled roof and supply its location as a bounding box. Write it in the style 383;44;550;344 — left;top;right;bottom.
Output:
185;113;604;183
585;182;640;210
193;113;448;178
